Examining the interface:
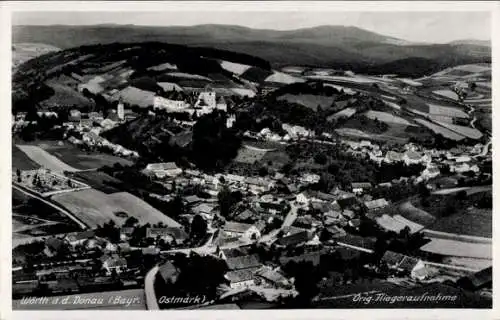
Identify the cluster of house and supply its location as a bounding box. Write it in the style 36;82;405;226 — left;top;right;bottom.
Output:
245;123;315;143
344;140;485;182
65;125;139;159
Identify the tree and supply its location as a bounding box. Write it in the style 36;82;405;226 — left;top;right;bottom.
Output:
124;216;139;227
218;185;235;218
190;214;208;239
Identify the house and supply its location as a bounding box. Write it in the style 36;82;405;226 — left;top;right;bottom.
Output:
245;177;275;193
421;165;440;180
223;222;261;240
146;227;189;244
384;151;403;163
225;268;258;289
364;198;389;212
279;249;325;267
224;254;262;289
233;209;256;222
296;192;311;205
324;225;347;238
100;255;127;275
275;230;310;247
402;151;429;165
68;109;82;122
456;267;492;291
336;197;358;211
255;267;291;288
351;182;372;194
184;195;202;206
380;251;426;278
66;230;95;246
217;245;253;260
144;162;182;178
192;203;215;216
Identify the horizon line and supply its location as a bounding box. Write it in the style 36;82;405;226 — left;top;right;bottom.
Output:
12;23;491;44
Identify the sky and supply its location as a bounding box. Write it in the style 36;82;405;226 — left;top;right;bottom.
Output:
12;11;491;43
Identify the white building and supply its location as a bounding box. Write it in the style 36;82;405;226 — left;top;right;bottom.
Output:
223;222;261;241
117;102;124;120
144;162;183;178
153;96;190;112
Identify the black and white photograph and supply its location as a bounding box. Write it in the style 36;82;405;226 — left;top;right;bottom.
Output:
5;1;497;313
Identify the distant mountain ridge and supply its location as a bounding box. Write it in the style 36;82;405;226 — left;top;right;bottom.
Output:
13;24;491;75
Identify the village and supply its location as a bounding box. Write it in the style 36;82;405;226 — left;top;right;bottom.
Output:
12;87;492;307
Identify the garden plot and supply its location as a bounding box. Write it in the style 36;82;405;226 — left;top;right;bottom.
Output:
327;108;356;121
432;90;459;101
382;100;401;110
231;88;256;98
265;71;304;84
278;94;335;111
427;104;468;118
324;83;356;95
220;60;252;75
414;119;465;141
435;121;483;139
428;114;454;123
364;111;415;126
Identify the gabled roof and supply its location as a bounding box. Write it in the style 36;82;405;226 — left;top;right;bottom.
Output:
223;221;254;233
226;254;261;271
405;151;423;160
364;198;389;210
351;182;372;189
275;230;310;247
225;267;259;283
146;162;179;171
68;230;95;241
146;227;188;241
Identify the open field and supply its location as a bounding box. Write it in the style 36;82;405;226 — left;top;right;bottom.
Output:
327;108;356;121
435;121;483;139
41;143;133;170
382;100;401;110
414;119;465;141
69;171;124;194
13;289;146;310
52;189;181;228
323;83;356;95
420;238;491;259
397;201;436;226
427;104;468;118
234;145;268;164
428;115;454;123
265;71;304;84
17;145;79;172
278;94;335;111
429;208;492;238
220;60;251;75
364;110;414;126
432;90;459;101
42;82;95;108
12;145;40;170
